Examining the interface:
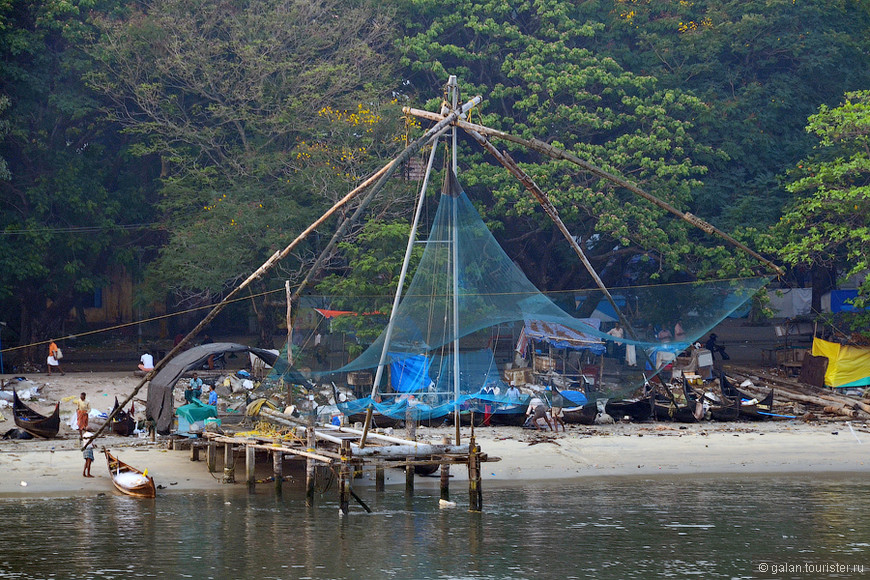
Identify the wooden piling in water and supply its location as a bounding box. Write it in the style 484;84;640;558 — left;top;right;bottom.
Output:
405;460;415;495
206;442;217;473
245;445;256;489
273;450;283;495
339;440;351;515
306;419;316;504
467;435;482;512
223;443;235;483
375;465;385;492
440;437;450;501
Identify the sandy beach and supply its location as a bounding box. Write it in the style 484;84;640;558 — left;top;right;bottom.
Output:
2;371;870;498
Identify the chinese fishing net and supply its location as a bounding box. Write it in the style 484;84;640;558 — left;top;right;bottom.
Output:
272;170;770;421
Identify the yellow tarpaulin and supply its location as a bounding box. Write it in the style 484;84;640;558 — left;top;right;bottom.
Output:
811;337;870;388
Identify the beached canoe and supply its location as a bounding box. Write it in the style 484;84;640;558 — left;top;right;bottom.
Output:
604;395;654;422
12;389;60;438
104;449;156;498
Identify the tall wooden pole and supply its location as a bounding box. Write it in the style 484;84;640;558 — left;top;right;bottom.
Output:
357;93;483;449
449;75;462;445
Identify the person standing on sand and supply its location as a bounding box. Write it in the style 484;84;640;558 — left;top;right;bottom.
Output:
47;341;65;376
82;446;94;477
74;392;90;439
207;385;218;407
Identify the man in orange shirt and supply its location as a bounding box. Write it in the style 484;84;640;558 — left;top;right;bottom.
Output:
47;342;65;376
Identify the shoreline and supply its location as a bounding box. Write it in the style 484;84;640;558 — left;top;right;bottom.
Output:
2;420;868;499
2;371;869;498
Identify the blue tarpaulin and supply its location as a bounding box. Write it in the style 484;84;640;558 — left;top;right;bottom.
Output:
389;354;432;393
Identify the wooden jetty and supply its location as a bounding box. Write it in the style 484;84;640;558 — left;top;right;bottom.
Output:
191;407;497;514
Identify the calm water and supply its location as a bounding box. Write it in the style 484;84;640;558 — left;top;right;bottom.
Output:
1;474;868;579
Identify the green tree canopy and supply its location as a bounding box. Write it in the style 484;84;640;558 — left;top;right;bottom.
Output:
579;0;870;230
87;0;408;344
397;0;750;290
0;0;155;359
775;90;870;313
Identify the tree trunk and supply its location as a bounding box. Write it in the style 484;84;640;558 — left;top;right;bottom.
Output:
811;264;836;314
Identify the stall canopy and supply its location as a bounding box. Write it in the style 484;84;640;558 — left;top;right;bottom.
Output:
516;319;606;358
146;342;304;434
811;337;870;389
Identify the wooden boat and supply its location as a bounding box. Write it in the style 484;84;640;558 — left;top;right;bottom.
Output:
475;400;528;426
604;395;654;422
104;449;156;498
706;393;740;421
547;386;596;425
345;410;403;429
653;383;702;423
561;402;597;425
12;389;60;438
110;397;136;437
719;373;776;420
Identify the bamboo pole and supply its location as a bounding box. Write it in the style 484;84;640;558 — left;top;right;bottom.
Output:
403;106;784;277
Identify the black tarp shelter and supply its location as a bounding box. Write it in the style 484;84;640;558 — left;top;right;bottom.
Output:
146;342;306;434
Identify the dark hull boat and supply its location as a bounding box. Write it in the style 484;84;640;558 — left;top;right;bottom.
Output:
110;397;136;437
346;411;403;429
653;399;701;422
104;449;156;498
719;373;776;420
604;396;654;422
562;403;598;425
708;395;740;421
13;389;60;438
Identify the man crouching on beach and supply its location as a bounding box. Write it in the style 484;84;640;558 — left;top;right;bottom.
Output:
525;396;554;431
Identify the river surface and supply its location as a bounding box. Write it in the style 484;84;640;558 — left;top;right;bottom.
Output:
1;474;867;579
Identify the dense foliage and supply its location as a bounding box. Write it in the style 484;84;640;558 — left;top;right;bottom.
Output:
774;91;870;317
0;0;157;359
0;0;868;358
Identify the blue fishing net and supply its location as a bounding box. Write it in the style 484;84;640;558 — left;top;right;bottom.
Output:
277;171;770;419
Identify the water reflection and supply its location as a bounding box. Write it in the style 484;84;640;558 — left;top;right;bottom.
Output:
0;475;867;579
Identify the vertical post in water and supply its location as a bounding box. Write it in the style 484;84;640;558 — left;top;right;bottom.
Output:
467;435;482;512
273;450;283;495
375;464;385;492
440;436;450;501
206;442;217;473
405;460;415;496
245;444;256;490
339;440;351;515
448;74;462;445
223;443;235;484
306;423;316;505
